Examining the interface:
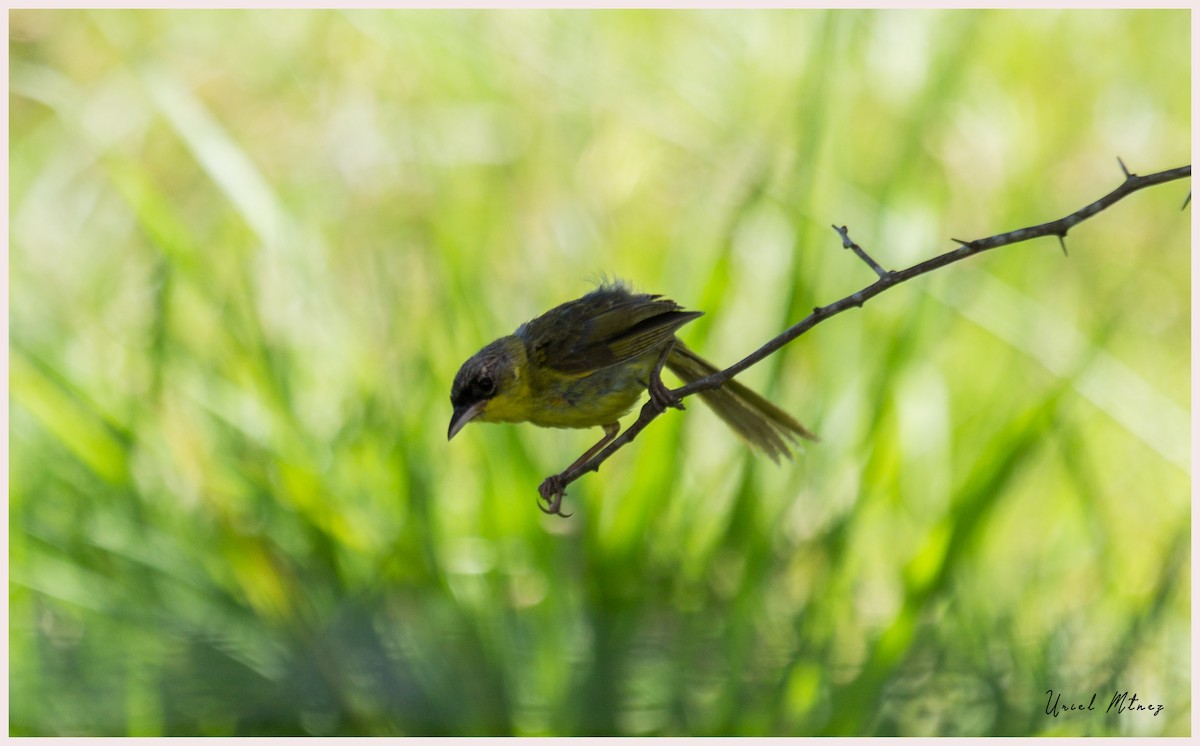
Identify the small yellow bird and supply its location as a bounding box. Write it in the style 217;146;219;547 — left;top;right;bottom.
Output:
448;281;817;514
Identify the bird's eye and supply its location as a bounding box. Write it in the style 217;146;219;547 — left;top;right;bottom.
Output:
478;376;496;396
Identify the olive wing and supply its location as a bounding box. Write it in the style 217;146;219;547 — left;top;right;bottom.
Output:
522;290;703;376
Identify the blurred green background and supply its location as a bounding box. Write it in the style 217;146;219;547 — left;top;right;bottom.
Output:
9;9;1190;736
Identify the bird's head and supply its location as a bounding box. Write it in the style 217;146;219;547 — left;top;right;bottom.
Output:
448;336;529;439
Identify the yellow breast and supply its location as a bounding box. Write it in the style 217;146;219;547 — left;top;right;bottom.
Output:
480;347;657;429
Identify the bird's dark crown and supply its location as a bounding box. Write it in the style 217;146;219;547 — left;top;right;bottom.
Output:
450;338;513;408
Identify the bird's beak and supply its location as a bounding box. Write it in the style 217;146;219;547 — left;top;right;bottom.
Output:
448;401;486;441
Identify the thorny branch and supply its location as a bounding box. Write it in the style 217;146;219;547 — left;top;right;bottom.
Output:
539;162;1191;514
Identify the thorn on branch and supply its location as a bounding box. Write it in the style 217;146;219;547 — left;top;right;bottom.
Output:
1058;233;1069;257
831;224;891;279
951;238;975;249
1117;156;1134;180
1183;191;1191;211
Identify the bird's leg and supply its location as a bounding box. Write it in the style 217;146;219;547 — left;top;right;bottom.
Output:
647;341;685;413
564;422;622;473
537;422;621;517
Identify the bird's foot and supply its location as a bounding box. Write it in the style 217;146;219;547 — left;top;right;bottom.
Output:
537;475;573;517
648;373;685;414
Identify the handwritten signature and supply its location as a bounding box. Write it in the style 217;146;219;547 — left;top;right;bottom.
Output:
1045;689;1164;718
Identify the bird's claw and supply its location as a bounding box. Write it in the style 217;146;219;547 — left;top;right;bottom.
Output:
537;476;572;517
648;374;685;413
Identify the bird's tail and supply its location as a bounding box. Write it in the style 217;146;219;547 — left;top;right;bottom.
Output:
666;342;818;462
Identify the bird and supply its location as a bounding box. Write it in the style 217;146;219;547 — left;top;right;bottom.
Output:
448;281;817;515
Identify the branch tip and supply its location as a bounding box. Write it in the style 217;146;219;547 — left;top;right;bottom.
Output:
833;224;889;278
831;224;853;248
